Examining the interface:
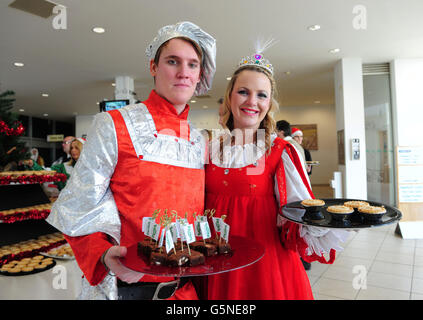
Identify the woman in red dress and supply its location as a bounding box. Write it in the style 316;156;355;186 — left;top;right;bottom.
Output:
205;53;349;300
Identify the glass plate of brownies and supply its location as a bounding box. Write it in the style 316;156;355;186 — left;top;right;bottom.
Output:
119;235;265;277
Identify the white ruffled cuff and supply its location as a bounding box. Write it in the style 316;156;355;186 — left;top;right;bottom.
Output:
299;225;351;257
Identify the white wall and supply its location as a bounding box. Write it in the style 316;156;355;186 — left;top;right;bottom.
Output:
188;108;220;130
75;115;95;139
275;105;338;185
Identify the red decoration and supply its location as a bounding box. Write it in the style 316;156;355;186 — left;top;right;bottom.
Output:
0;173;67;185
0;120;25;136
0;209;50;224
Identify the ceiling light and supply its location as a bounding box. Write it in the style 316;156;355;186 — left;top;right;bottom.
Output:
314;100;321;104
308;25;321;31
226;77;231;81
203;105;208;109
92;27;105;34
14;62;24;67
190;100;196;103
43;113;48;117
42;93;49;97
329;48;340;53
112;83;116;87
19;108;25;112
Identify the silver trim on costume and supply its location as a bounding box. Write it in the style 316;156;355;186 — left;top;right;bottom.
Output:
47;111;121;244
118;103;206;169
78;274;118;300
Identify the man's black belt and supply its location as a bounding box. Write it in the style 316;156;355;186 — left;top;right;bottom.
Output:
117;277;189;300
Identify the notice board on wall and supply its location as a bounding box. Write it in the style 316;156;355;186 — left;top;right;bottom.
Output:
396;146;423;238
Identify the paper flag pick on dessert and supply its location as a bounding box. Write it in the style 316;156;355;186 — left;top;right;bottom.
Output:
158;228;165;248
168;223;179;243
200;221;212;240
212;217;222;233
150;222;160;242
194;219;202;237
181;224;195;244
142;217;152;234
221;222;230;242
192;212;201;237
165;229;175;254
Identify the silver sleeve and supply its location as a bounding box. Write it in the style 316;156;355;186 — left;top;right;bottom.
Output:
46;112;121;244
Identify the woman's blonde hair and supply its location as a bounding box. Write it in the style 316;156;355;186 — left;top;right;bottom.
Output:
67;139;84;166
220;65;279;154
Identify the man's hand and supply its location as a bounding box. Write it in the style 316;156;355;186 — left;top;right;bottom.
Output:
103;246;145;284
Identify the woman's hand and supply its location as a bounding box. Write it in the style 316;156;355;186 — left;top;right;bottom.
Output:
103;246;145;284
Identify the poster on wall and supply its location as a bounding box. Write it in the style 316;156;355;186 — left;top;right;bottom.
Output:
396;146;423;203
291;124;318;150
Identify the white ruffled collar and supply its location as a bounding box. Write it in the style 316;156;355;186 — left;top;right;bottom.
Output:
209;133;277;168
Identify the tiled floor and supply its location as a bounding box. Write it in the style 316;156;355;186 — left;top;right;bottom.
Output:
307;185;423;300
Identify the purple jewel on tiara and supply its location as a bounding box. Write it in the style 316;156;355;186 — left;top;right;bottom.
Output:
254;54;262;60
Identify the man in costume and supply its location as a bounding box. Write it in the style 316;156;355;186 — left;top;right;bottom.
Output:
47;21;216;300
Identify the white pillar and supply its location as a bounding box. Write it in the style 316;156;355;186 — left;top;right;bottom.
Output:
114;76;136;105
390;59;423;238
334;58;367;199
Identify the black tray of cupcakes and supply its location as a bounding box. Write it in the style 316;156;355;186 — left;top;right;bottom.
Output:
281;198;402;229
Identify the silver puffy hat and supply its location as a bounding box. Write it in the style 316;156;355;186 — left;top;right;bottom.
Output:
145;21;216;96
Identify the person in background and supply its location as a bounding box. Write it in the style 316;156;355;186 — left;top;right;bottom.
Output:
276;121;305;162
276;120;308;181
52;136;75;166
50;138;85;191
30;148;45;168
46;21;216;300
291;127;312;175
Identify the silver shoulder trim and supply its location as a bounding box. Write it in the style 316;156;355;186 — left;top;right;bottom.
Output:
118;104;206;169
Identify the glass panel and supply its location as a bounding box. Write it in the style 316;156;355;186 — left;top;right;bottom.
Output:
363;74;395;206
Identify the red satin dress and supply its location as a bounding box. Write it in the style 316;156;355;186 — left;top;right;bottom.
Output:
65;91;203;299
205;137;314;300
